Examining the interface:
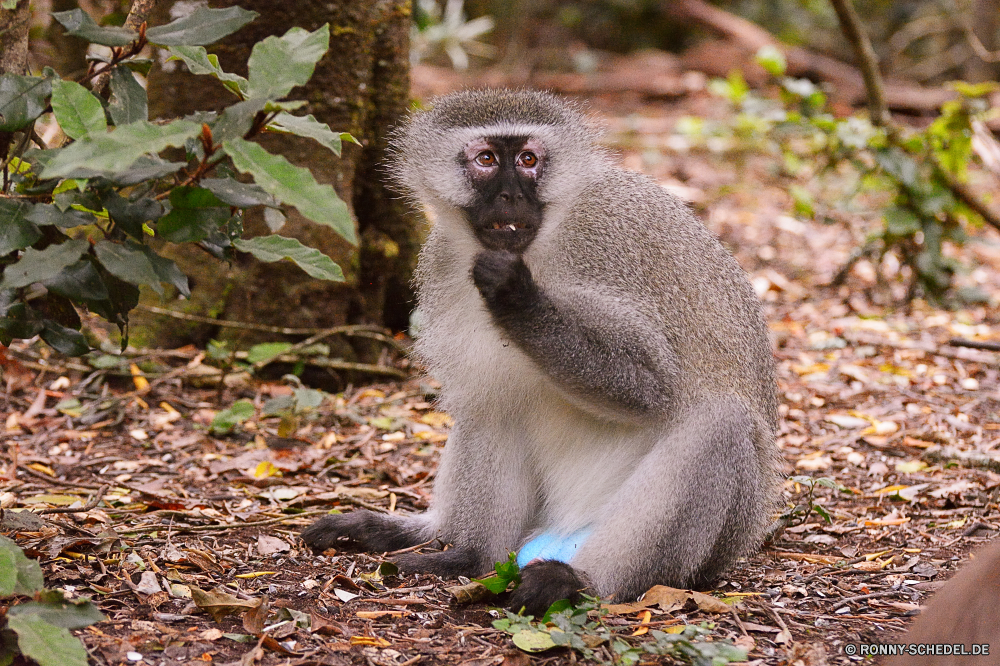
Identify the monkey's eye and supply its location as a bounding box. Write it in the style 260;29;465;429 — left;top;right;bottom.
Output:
475;151;497;167
518;151;538;168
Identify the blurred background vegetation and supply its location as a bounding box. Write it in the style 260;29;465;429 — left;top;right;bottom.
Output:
6;0;1000;379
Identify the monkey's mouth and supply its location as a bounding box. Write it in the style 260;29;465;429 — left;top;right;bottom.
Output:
489;221;528;231
474;217;538;252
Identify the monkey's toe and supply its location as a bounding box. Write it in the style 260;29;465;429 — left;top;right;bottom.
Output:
506;560;589;617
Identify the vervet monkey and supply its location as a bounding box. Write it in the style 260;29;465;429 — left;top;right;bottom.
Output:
886;541;1000;666
303;89;779;616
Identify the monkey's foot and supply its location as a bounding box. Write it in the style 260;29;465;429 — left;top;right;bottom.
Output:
506;560;589;617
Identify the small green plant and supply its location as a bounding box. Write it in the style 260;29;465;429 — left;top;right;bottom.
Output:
262;385;326;437
782;475;841;526
493;595;747;665
473;552;521;593
1;6;357;355
680;48;997;302
209;398;255;435
0;535;106;666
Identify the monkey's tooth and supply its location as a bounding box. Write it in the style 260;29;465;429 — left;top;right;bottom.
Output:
507;224;517;231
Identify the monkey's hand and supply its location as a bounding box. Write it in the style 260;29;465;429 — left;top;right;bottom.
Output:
472;249;537;313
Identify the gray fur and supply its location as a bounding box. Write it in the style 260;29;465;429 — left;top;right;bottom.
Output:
308;89;780;604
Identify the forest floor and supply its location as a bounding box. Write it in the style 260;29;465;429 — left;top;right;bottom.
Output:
3;59;1000;666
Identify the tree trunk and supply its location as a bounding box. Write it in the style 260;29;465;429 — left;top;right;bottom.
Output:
143;0;422;351
0;0;30;76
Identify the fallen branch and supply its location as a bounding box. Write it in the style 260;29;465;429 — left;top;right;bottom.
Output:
663;0;956;112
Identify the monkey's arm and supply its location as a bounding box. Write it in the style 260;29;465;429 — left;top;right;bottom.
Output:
472;250;677;420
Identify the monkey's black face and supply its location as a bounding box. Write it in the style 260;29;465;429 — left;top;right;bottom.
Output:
460;136;545;253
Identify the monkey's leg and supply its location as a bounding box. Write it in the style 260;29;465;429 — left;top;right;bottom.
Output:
391;421;537;579
510;398;773;614
575;397;773;600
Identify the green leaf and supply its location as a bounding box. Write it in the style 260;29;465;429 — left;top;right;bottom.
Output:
0;239;89;291
0;74;52;132
0;315;45;345
294;387;325;409
267;113;342;155
884;207;921;236
201;178;277;208
83;268;139;336
949;80;999;98
107;155;186;186
474;552;520;593
246;24;329;100
7;614;89;666
25;203;95;229
223;137;354;243
210;399;255;434
157;186;230;243
511;628;556;652
40;120;203;180
166;45;248;97
102;190;164;240
123;59;154;76
0;535;44;597
43;259;110;301
7;598;105;630
93;240;188;296
246;342;292;364
50;79;106;139
0;199;41;255
107;65;148;125
232;236;344;282
41;321;90;356
52;9;138;47
210;98;267;144
146;6;258;46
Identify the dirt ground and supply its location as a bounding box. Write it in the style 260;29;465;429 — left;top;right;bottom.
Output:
3;60;1000;666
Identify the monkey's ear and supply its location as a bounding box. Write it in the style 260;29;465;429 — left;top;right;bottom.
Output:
505;560;589;617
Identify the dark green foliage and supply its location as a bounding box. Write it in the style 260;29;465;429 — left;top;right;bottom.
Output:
1;6;355;355
0;537;105;666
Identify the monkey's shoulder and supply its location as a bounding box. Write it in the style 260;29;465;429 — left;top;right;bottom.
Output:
549;168;742;286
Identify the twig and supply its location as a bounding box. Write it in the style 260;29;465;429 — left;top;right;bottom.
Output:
754;600;793;644
137;304;406;350
949;338;1000;352
251;354;408;379
121;509;331;535
828;0;889;126
92;0;156;95
832;589;906;611
35;484;109;514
